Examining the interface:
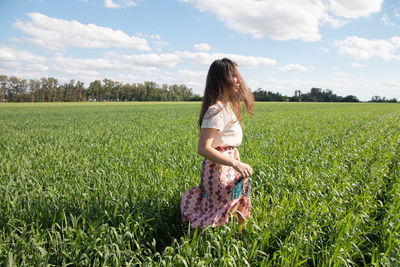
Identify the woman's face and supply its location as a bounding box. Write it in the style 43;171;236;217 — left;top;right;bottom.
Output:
231;67;240;93
232;73;239;92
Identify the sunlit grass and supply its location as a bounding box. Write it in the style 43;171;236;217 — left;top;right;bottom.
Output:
1;102;399;265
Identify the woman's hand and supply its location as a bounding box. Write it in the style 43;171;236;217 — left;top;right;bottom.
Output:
232;160;253;178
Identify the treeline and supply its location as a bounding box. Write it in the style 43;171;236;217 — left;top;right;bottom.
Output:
253;88;360;102
369;95;398;103
1;75;397;103
253;88;398;103
0;75;202;102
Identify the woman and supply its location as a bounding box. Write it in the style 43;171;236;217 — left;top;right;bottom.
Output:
180;58;254;232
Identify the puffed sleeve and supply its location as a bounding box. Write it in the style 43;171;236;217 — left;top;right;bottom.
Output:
201;106;225;131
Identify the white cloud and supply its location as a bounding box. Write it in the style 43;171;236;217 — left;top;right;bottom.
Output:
48;53;182;79
278;64;313;72
321;14;348;28
194;43;211;51
382;80;400;88
154;40;168;46
0;46;185;84
121;0;136;7
334;36;400;60
105;0;119;8
329;0;383;19
0;45;45;63
333;71;345;77
176;51;276;67
137;32;161;40
14;12;150;51
0;45;48;76
117;70;203;90
395;8;400;18
136;32;167;51
180;0;385;42
107;52;182;68
381;14;395;27
180;0;325;42
178;69;206;78
351;62;367;67
320;47;330;53
0;45;279;85
104;0;136;8
177;69;207;88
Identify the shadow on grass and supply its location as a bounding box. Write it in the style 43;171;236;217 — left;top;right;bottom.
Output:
1;185;188;261
133;193;187;253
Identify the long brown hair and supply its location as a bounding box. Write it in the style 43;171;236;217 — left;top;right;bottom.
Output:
198;58;254;127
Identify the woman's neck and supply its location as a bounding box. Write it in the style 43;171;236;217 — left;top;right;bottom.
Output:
216;98;228;106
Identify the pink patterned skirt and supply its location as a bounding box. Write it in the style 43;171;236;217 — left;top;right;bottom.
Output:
180;146;251;229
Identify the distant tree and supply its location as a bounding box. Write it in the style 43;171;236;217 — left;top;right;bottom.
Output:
302;87;322;102
63;80;76;102
7;76;29;102
47;78;58;102
75;81;85;101
0;75;7;102
144;81;158;101
88;80;102;102
290;90;302;102
288;90;301;102
29;79;41;102
188;94;202;101
369;95;398;103
6;76;18;102
253;88;288;101
341;95;359;102
370;95;381;102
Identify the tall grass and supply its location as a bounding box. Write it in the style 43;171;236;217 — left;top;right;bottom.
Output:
0;102;399;265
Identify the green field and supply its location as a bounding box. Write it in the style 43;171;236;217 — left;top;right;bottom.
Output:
1;102;399;266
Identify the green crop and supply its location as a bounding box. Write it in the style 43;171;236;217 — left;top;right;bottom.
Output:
0;102;399;266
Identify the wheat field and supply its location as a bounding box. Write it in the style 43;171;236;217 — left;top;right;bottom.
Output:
1;102;399;266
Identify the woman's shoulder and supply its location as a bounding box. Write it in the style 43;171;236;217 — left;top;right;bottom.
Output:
208;103;223;110
205;103;223;116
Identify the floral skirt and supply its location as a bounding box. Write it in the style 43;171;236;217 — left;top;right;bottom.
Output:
180;146;251;229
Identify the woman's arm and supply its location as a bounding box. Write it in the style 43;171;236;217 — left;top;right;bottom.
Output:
234;147;240;161
197;128;253;178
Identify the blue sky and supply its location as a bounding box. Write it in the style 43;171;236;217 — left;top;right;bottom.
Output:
1;0;400;101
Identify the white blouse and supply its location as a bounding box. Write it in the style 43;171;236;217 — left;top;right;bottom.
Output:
201;103;243;147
